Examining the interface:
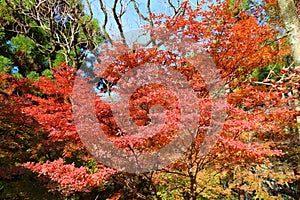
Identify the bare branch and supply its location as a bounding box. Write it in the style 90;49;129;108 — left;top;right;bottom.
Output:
168;0;177;14
99;0;112;43
112;0;126;44
119;0;131;17
147;0;154;27
131;0;150;22
85;0;94;22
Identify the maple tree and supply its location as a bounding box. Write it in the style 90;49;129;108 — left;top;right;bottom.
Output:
141;1;298;199
0;0;299;199
0;73;67;199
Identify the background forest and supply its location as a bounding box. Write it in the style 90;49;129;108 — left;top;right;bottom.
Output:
0;0;299;199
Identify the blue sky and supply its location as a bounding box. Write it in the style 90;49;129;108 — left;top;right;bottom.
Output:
85;0;200;35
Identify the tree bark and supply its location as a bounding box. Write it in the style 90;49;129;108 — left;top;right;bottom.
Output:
278;0;300;66
278;2;300;198
278;0;300;131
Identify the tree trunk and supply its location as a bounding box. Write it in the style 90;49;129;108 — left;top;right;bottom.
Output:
278;0;300;66
278;0;300;133
278;2;300;198
48;54;53;69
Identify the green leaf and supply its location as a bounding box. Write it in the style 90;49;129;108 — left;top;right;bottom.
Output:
41;69;53;79
0;56;13;73
26;71;39;80
10;35;35;54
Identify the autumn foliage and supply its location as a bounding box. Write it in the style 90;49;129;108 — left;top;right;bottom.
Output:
1;0;299;199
